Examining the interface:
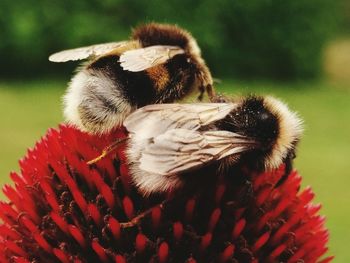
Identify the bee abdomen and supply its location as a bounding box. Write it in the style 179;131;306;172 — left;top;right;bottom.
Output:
63;69;133;134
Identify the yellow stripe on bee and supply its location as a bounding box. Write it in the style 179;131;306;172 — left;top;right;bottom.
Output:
146;65;170;91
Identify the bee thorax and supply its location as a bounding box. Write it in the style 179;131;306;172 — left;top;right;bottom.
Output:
214;96;303;170
132;23;193;51
219;97;278;147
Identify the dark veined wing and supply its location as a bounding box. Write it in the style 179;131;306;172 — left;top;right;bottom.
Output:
139;129;256;176
123;103;237;139
49;41;129;62
119;45;184;72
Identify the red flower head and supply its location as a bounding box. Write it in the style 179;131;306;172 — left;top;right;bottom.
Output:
0;125;332;263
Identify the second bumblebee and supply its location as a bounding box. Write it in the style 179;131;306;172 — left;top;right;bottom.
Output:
50;23;214;134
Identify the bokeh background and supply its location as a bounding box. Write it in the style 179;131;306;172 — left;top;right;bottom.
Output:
0;0;349;261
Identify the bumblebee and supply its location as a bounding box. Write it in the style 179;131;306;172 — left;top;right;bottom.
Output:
121;95;303;195
49;23;214;134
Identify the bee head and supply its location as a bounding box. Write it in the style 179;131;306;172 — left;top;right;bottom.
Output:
132;23;201;56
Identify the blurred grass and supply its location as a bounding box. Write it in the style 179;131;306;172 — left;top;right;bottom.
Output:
0;79;349;261
0;80;64;181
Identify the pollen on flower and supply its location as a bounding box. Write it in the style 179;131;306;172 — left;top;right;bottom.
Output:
0;125;332;262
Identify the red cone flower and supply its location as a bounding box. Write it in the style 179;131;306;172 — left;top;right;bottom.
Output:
0;125;332;263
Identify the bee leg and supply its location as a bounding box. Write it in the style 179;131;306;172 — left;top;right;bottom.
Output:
197;84;215;101
120;202;165;228
274;150;296;188
197;85;205;101
206;84;215;101
87;137;128;165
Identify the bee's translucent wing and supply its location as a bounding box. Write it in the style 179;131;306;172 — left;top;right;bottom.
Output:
139;129;255;176
124;103;236;139
119;45;185;72
49;41;128;62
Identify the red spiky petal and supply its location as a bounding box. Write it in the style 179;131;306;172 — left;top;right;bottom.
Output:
135;233;147;253
158;242;169;263
173;222;183;241
219;244;235;262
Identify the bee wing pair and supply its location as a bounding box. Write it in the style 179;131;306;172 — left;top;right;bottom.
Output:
138;129;253;175
48;41;128;62
124;104;257;176
119;45;184;72
49;42;184;72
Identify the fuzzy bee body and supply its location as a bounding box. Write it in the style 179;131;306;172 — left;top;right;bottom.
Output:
50;23;213;134
122;96;303;195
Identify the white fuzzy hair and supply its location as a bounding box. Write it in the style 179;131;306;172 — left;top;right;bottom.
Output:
63;69;134;134
263;96;303;169
126;138;183;196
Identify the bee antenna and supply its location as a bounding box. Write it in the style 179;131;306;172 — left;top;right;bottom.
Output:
87;137;128;165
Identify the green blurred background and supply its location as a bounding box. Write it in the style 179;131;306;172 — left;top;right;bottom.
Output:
1;0;350;261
